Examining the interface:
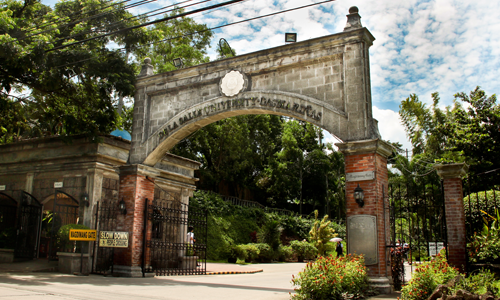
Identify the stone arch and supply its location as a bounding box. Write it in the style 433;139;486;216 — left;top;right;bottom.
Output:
129;26;380;166
143;90;348;166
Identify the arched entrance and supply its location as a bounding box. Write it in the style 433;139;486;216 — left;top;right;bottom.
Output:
118;8;392;290
41;190;80;260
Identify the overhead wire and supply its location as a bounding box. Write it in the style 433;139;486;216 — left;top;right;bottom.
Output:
48;0;212;47
53;0;336;68
24;0;138;35
47;0;247;51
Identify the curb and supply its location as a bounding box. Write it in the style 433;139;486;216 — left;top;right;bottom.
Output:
206;269;263;275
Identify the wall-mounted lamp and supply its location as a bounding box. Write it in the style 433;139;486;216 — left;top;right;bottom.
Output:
353;184;365;208
172;57;184;68
81;193;89;207
285;33;297;43
119;199;127;215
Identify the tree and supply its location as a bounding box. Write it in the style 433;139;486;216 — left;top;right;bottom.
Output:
443;87;500;178
131;8;213;74
170;114;283;199
0;0;148;143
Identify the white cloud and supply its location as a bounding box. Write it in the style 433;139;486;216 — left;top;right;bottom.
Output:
372;106;412;152
40;0;500;149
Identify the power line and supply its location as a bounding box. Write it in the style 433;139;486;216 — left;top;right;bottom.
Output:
47;0;211;47
47;0;246;52
53;0;336;68
24;0;138;35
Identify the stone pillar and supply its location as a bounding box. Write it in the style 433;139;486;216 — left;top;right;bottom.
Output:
337;139;392;293
113;164;158;277
434;163;468;273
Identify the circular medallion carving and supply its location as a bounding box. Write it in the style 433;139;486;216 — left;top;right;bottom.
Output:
220;70;247;97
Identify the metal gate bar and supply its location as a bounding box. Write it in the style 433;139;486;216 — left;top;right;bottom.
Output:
143;195;207;276
92;199;119;275
387;177;447;290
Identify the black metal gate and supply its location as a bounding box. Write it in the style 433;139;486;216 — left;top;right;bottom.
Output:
48;190;79;260
387;177;447;290
143;194;207;276
15;192;42;259
92;198;120;275
0;192;18;249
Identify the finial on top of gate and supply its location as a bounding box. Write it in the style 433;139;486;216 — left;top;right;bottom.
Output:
344;6;362;32
138;57;154;77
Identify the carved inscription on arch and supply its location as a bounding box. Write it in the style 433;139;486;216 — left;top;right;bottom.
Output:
157;96;323;141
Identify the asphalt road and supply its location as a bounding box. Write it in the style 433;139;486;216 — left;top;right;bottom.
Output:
0;263;306;300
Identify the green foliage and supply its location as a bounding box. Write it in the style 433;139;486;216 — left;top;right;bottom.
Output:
185;243;194;256
290;240;317;261
267;212;312;240
277;245;293;262
444;87;500;177
233;244;248;260
257;219;283;251
0;0;146;143
401;253;459;300
57;224;90;252
464;190;500;236
0;226;16;249
172;117;345;218
291;254;369;300
239;244;260;262
131;8;213;73
398;87;499;185
468;209;500;263
450;269;500;297
253;243;273;262
309;210;336;256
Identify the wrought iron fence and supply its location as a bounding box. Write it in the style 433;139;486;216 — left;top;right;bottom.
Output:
463;171;500;243
93;199;120;275
143;197;207;276
386;176;446;290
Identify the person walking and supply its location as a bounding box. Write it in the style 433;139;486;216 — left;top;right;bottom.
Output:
336;241;343;257
187;226;196;245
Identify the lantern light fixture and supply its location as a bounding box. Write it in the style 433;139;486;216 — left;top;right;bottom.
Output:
119;199;127;215
353;184;365;208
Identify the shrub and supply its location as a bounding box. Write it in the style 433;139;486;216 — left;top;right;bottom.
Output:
291;254;368;300
450;269;500;297
290;240;317;261
57;224;90;253
464;190;500;235
240;244;260;262
401;253;459;300
257;219;283;251
234;244;248;261
308;210;336;256
468;209;500;264
253;243;273;262
277;245;293;262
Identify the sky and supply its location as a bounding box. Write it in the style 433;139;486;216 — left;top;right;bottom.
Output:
43;0;500;151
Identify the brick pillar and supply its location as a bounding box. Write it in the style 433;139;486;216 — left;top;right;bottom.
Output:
434;163;468;273
337;139;392;293
113;164;157;277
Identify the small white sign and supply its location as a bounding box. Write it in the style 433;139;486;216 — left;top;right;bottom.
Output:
54;182;63;188
346;171;375;182
429;242;445;256
0;185;5;191
99;231;129;248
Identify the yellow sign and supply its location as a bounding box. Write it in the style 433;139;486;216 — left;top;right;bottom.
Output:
99;231;129;248
69;229;97;241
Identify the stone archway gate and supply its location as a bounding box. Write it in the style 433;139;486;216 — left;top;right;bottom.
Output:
129;22;380;166
115;8;468;291
119;9;392;284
